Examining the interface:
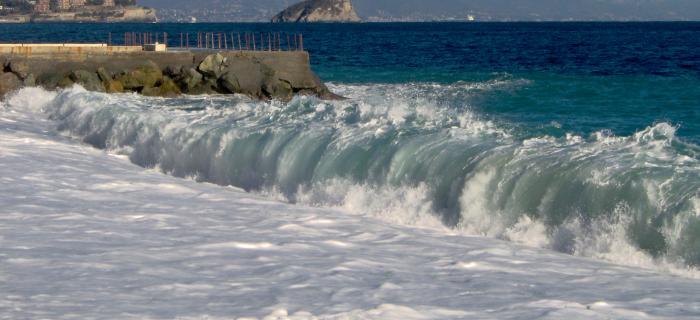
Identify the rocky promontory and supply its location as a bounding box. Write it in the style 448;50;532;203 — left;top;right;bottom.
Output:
0;51;336;101
271;0;361;23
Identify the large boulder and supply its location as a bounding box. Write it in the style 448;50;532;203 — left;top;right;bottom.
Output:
177;67;203;92
198;53;227;79
57;76;75;89
104;80;124;93
69;70;105;92
36;72;68;89
163;65;183;78
142;76;181;97
96;67;113;82
23;74;36;87
116;61;163;91
0;72;22;97
189;78;220;95
218;71;240;94
222;58;266;98
263;77;294;101
7;60;30;79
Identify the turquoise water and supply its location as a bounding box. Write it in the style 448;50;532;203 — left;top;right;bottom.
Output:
4;22;700;269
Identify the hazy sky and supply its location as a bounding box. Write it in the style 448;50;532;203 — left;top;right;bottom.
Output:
140;0;700;21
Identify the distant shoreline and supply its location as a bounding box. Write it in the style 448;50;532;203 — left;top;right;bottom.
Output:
0;6;156;23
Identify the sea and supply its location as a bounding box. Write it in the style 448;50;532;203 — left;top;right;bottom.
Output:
2;22;700;272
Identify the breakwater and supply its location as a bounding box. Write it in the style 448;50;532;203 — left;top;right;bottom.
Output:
0;43;334;101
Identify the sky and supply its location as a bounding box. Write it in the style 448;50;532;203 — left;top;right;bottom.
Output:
139;0;700;21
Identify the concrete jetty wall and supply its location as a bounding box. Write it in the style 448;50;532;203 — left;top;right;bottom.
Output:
0;44;335;101
0;44;143;55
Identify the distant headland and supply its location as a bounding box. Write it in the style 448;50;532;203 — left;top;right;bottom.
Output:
271;0;361;23
0;0;156;23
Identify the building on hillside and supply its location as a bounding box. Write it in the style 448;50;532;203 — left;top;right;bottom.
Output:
103;0;115;7
53;0;71;11
34;0;51;13
70;0;86;7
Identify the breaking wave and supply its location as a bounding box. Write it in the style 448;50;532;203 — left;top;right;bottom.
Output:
8;79;700;277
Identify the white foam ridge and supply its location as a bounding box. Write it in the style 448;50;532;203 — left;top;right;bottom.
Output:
8;81;700;277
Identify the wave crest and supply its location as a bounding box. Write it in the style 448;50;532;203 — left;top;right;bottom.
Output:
13;83;700;276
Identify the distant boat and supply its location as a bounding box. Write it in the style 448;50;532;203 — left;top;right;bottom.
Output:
467;15;476;21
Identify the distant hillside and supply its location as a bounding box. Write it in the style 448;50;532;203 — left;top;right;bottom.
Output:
140;0;700;22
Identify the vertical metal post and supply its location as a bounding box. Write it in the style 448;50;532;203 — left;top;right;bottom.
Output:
238;33;242;51
300;33;303;51
268;33;272;51
287;33;290;51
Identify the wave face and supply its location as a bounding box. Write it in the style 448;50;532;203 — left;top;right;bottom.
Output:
12;82;700;273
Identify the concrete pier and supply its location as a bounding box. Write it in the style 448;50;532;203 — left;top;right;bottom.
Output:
0;44;334;100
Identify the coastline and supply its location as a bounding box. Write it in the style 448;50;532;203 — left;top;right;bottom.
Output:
0;6;156;23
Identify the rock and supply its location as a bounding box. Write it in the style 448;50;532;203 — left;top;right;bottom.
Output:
57;76;74;89
271;0;361;23
0;72;22;97
218;72;241;94
198;53;227;79
140;86;159;97
222;58;266;98
69;70;105;92
189;78;220;95
159;76;182;97
96;67;112;82
116;61;163;91
142;76;181;97
177;67;203;92
7;60;30;79
34;73;61;89
264;78;294;101
163;65;182;78
23;74;36;87
104;80;124;93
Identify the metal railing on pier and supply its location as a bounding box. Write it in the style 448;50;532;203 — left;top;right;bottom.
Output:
109;32;304;52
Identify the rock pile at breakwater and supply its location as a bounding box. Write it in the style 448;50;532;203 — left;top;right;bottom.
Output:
0;50;337;101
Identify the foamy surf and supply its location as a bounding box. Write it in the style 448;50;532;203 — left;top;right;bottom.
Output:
5;81;700;278
3;93;700;319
